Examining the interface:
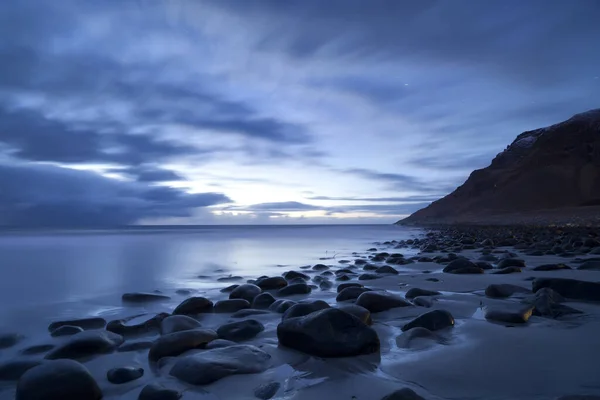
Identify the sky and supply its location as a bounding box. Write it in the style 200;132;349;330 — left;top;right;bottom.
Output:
0;0;599;226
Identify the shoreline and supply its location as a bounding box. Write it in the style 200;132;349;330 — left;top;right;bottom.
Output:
1;226;600;400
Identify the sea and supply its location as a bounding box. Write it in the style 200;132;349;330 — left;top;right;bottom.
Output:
0;225;423;335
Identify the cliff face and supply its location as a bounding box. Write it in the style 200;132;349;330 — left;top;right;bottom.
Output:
400;109;600;225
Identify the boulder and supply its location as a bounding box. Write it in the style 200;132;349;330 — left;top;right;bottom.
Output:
336;275;352;281
254;382;281;400
277;308;380;357
282;271;309;281
320;281;333;290
405;288;441;299
532;278;600;301
337;304;372;325
50;325;83;337
107;313;169;336
484;306;534;324
578;260;600;271
336;287;372;302
282;300;330;320
358;273;380;281
0;359;42;381
16;360;101;400
230;284;262;303
107;366;144;384
363;264;379;271
20;344;55;356
252;292;276;309
148;329;218;361
337;283;363;293
443;258;477;273
231;309;271;318
205;339;237;350
475;261;494;270
381;388;426;400
173;297;213;315
412;297;434;307
45;330;124;360
117;340;154;353
122;292;170;303
312;264;329;271
497;258;526;269
492;266;522;274
0;333;23;349
375;265;399;274
277;283;311;297
220;284;240;293
255;276;288;290
138;383;181;400
170;345;271;385
533;264;571;271
161;315;201;335
269;299;297;313
47;317;106;332
217;276;244;282
214;299;251;313
401;310;454;332
217;320;264;341
525;288;583;318
356;291;413;313
485;284;531;298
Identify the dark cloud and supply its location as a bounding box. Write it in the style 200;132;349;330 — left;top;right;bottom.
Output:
0;163;230;227
121;165;186;182
339;168;450;193
306;195;441;202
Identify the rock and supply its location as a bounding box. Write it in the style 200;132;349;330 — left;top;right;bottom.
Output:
217;276;244;282
413;296;434;308
479;254;499;262
16;359;101;400
320;281;333;290
376;265;399;274
107;313;169;336
217;320;264;341
354;259;368;265
148;329;218;362
50;325;84;337
282;271;309;281
117;340;154;352
312;264;329;271
254;382;281;399
484;306;534;324
161;315;201;335
533;278;600;301
231;309;271;318
229;284;262;303
107;366;144;384
337;283;363;293
337;304;372;325
533;264;571;271
214;299;251;313
205;339;237;349
45;330;124;360
0;359;42;381
20;344;55;356
525;288;583;318
173;297;213;315
402;310;454;331
255;276;288;290
321;270;334;276
475;261;494;270
277;308;380;357
336;268;356;275
405;288;441;299
170;345;271;385
277;283;311;297
359;273;380;281
220;284;240;293
492;266;522;274
381;388;426;400
443;258;477;273
138;383;181;400
497;258;526;269
449;266;484;274
47;317;106;332
269;299;296;313
336;287;372;302
122;292;170;303
485;284;531;298
176;289;193;295
363;264;379;271
252;292;276;309
425;278;440;282
282;300;330;320
356;291;413;313
0;333;23;349
336;274;352;281
578;260;600;270
396;327;442;349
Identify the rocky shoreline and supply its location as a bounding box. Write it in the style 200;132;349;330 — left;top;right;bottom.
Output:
2;227;600;399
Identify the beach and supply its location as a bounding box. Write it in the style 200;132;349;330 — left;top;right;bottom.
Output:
1;225;599;400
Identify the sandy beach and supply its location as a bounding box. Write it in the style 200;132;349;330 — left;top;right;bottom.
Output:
1;227;600;400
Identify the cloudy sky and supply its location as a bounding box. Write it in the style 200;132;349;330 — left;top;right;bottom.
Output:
1;0;599;226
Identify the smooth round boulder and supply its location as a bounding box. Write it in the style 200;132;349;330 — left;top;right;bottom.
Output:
337;304;372;325
277;308;379;357
231;309;271;318
107;313;169;337
312;264;329;271
497;258;526;269
320;281;333;290
443;258;477;273
485;284;531;298
336;287;372;302
47;317;106;332
0;359;42;381
217;276;244;282
363;264;379;271
533;264;571;271
122;292;170;303
148;329;218;362
356;291;413;313
20;344;55;356
358;273;379;281
45;330;124;360
402;310;454;332
282;271;309;281
532;278;600;301
170;345;271;385
282;300;330;320
252;292;276;309
269;299;297;313
229;284;262;303
336;274;352;281
381;388;426;400
50;325;83;337
138;383;181;400
205;339;237;350
412;296;434;308
0;333;23;349
484;306;534;324
337;283;363;293
161;315;201;335
375;265;399;274
277;283;311;297
475;261;494;270
217;320;264;342
405;288;441;300
107;366;143;384
255;276;288;290
214;299;251;313
173;297;213;315
117;340;154;353
16;359;101;400
220;284;240;293
492;266;522;274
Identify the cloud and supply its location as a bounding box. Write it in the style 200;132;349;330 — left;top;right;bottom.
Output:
121;165;186;182
306;195;440;202
229;201;321;212
0;162;231;227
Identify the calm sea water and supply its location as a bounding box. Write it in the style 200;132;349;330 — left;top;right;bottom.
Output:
0;225;422;335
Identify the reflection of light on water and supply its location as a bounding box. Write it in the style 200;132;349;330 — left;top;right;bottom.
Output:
471;307;486;320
